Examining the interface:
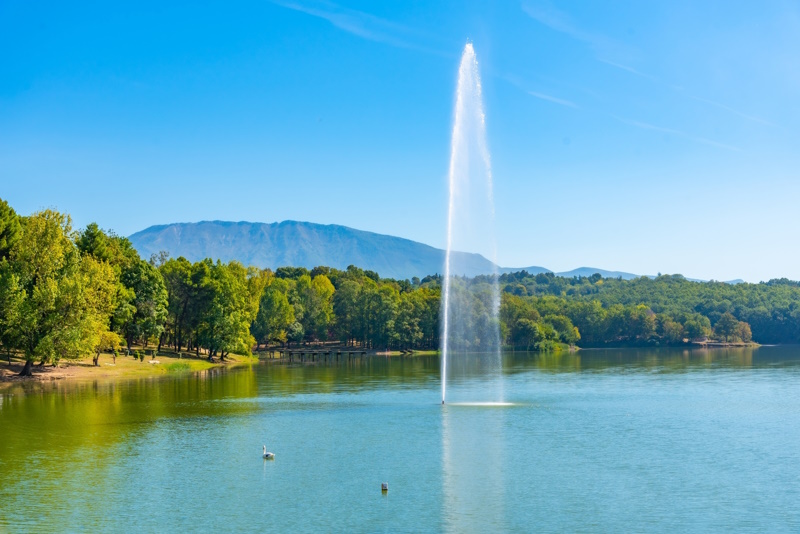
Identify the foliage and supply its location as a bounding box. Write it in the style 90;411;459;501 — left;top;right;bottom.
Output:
1;199;796;371
0;210;116;370
0;198;21;261
251;277;295;346
497;271;798;346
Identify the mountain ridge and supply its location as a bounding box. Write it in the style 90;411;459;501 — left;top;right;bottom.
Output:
130;220;509;280
127;220;707;282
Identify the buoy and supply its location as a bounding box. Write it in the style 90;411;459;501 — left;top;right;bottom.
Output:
381;482;388;492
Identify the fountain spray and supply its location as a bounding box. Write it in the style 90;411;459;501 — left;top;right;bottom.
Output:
441;42;500;405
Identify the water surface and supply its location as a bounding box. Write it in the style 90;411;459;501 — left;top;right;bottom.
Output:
1;346;799;532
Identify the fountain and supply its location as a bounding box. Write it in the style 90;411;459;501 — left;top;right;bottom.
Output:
441;43;502;405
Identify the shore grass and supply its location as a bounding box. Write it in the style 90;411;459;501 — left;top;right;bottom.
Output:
0;349;255;388
369;350;439;357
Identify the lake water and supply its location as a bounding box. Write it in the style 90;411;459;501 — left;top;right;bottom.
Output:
2;346;799;532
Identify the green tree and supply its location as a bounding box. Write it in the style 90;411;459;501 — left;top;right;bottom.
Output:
736;321;752;343
0;197;21;261
76;222;139;335
160;256;193;350
544;314;580;345
683;315;711;341
514;318;543;350
714;312;739;342
120;260;168;349
657;315;684;344
251;278;295;347
0;210;116;375
197;261;254;359
332;279;361;345
293;274;335;341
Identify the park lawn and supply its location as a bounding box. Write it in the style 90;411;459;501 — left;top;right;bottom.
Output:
0;350;255;388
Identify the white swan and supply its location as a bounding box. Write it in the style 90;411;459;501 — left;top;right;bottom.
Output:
263;445;275;459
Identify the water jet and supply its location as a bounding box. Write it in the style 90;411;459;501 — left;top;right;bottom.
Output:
441;42;502;405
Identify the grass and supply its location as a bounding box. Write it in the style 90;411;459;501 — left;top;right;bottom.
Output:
1;348;254;388
165;362;191;372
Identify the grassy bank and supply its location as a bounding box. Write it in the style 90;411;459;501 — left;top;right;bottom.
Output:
0;349;256;388
370;350;439;357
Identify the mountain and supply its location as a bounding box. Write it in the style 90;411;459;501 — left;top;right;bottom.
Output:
129;220;515;280
555;267;641;280
129;220;730;283
498;266;552;275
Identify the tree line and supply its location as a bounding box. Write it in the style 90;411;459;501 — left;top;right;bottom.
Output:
497;270;799;346
2;198;798;376
0;200;449;375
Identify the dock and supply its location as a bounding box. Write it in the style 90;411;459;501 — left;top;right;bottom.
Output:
261;348;368;364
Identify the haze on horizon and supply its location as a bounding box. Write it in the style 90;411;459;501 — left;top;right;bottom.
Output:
1;1;798;283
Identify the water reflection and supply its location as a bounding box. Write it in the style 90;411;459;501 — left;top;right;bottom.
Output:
1;346;799;531
442;402;508;532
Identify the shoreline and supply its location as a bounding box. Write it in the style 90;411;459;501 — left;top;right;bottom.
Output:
1;343;766;390
0;351;255;390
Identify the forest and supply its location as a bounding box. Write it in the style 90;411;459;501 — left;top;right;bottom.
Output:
1;198;798;376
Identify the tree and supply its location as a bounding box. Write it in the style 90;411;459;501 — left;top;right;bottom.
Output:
0;197;21;261
120;260;168;348
514;319;543;350
251;278;295;347
395;291;424;349
76;222;139;336
683;315;711;341
714;312;739;342
332;279;361;344
160;257;193;350
1;210;116;375
544;314;580;345
76;223;138;270
736;321;752;343
657;315;684;344
197;261;254;359
500;293;541;348
627;305;656;341
92;330;122;366
293;274;335;341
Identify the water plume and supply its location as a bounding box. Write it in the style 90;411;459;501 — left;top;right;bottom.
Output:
441;43;502;404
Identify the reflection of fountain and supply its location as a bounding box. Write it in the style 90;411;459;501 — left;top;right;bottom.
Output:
442;403;507;531
441;43;501;404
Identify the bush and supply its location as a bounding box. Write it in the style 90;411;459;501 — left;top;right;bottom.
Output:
165;362;190;372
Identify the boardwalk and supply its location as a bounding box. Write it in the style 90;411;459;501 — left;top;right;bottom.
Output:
261;349;368;364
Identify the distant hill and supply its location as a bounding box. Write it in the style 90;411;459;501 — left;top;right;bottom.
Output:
129;220;513;280
128;220;733;283
498;266;552;275
555;267;641;280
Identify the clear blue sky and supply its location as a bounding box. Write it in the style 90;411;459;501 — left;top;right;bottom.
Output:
2;1;798;282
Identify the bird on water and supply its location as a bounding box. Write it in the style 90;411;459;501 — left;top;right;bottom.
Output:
263;445;274;459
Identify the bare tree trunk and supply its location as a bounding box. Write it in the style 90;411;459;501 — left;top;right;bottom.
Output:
19;359;33;377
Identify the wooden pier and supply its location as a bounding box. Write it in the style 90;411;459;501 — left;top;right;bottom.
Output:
262;348;368;364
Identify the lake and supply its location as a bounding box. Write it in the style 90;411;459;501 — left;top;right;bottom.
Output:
1;346;799;532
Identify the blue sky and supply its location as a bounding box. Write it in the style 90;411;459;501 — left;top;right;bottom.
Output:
1;1;798;282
